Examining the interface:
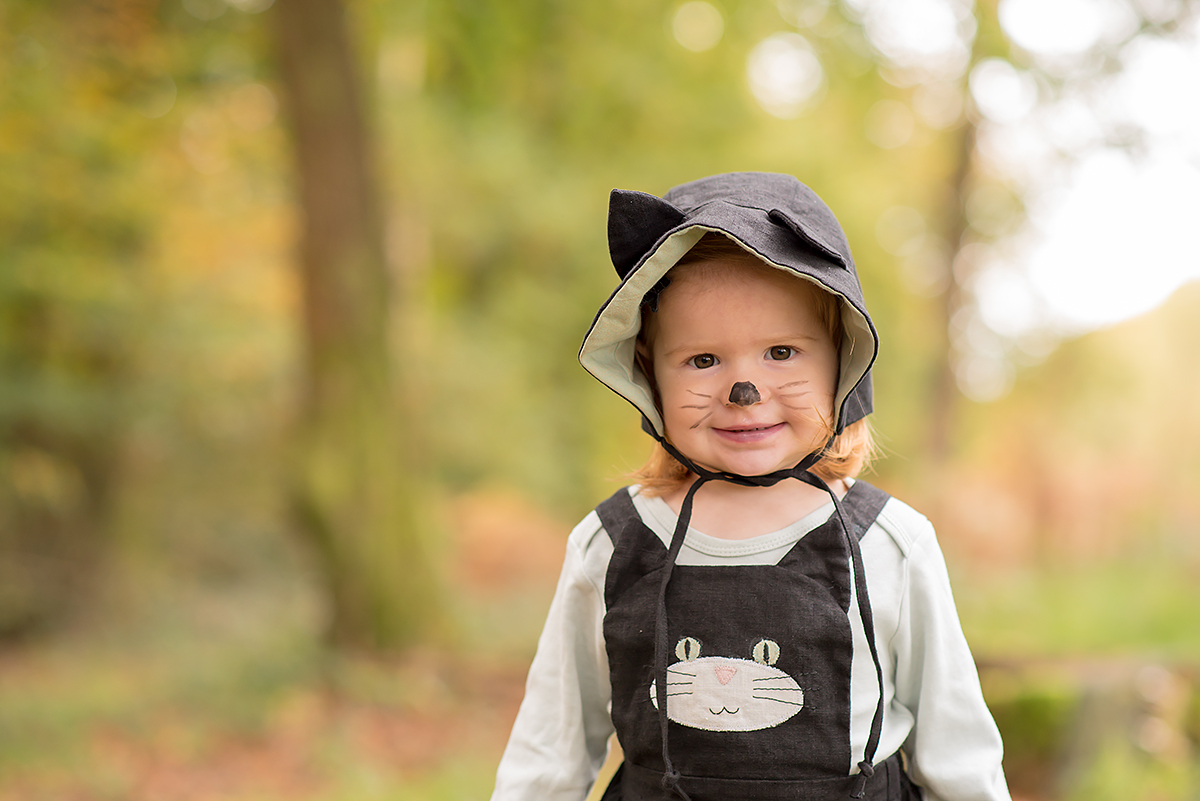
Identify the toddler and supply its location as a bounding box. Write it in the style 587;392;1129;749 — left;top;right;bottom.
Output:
491;173;1009;801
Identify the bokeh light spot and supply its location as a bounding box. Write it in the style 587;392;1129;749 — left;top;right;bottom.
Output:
864;99;914;148
965;183;1020;238
853;0;974;79
672;1;725;52
746;33;824;118
226;0;276;12
975;266;1038;338
913;81;964;129
969;58;1038;124
1115;36;1200;137
999;0;1106;55
1024;149;1200;330
876;205;927;256
182;0;226;21
181;109;230;174
228;83;278;132
136;75;178;119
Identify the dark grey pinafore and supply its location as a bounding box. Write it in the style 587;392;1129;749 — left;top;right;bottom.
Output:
596;480;921;801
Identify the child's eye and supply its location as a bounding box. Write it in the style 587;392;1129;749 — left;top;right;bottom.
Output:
690;354;717;369
769;346;794;361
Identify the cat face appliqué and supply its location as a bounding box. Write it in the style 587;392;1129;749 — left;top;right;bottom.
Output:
649;637;804;732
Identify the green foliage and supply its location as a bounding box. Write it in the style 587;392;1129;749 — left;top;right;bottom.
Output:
0;0;165;634
958;560;1200;659
0;0;290;635
1063;738;1200;801
311;759;498;801
981;664;1200;801
984;674;1082;792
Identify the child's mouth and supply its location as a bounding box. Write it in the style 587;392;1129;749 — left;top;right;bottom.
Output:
715;423;784;442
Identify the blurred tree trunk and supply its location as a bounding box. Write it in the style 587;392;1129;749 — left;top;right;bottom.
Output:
928;0;998;465
274;0;440;652
928;117;976;464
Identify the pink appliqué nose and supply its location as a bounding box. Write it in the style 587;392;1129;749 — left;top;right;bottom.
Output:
713;665;738;685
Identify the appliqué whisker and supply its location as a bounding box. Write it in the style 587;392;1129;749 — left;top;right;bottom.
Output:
753;696;804;706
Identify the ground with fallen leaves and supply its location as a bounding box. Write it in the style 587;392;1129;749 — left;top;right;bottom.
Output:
0;489;568;801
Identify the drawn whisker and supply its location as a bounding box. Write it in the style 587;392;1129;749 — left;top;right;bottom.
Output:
687;390;712;398
667;669;697;677
753;696;804;707
778;381;809;388
689;411;713;430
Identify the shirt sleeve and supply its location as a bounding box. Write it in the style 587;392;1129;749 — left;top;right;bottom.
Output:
490;511;615;801
892;523;1011;801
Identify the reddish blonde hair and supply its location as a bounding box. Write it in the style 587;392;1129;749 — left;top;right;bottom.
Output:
630;233;877;496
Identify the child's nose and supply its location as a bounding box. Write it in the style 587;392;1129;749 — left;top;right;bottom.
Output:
728;381;761;407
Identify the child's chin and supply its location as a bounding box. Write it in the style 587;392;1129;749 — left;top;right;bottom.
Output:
708;456;795;477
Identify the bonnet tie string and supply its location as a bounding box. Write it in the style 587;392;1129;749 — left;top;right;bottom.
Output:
644;418;884;800
796;472;887;799
654;475;708;801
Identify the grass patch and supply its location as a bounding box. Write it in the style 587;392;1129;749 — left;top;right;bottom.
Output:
3;540;1197;800
955;557;1200;660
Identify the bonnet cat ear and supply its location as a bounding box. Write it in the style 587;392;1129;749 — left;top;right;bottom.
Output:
767;207;849;269
608;189;686;278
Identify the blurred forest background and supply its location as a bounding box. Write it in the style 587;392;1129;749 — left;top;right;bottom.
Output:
2;0;1199;799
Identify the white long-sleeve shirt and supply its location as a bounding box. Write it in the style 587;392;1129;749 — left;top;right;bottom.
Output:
491;484;1010;801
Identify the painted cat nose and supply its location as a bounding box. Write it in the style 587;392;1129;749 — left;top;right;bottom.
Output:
728;381;761;407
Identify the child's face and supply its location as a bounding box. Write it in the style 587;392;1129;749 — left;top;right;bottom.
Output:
647;261;840;477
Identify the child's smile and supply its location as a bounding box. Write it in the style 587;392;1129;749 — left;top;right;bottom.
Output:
648;260;840;477
714;422;786;442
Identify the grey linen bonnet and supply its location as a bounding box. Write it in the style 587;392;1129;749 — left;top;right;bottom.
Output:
579;171;878;446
